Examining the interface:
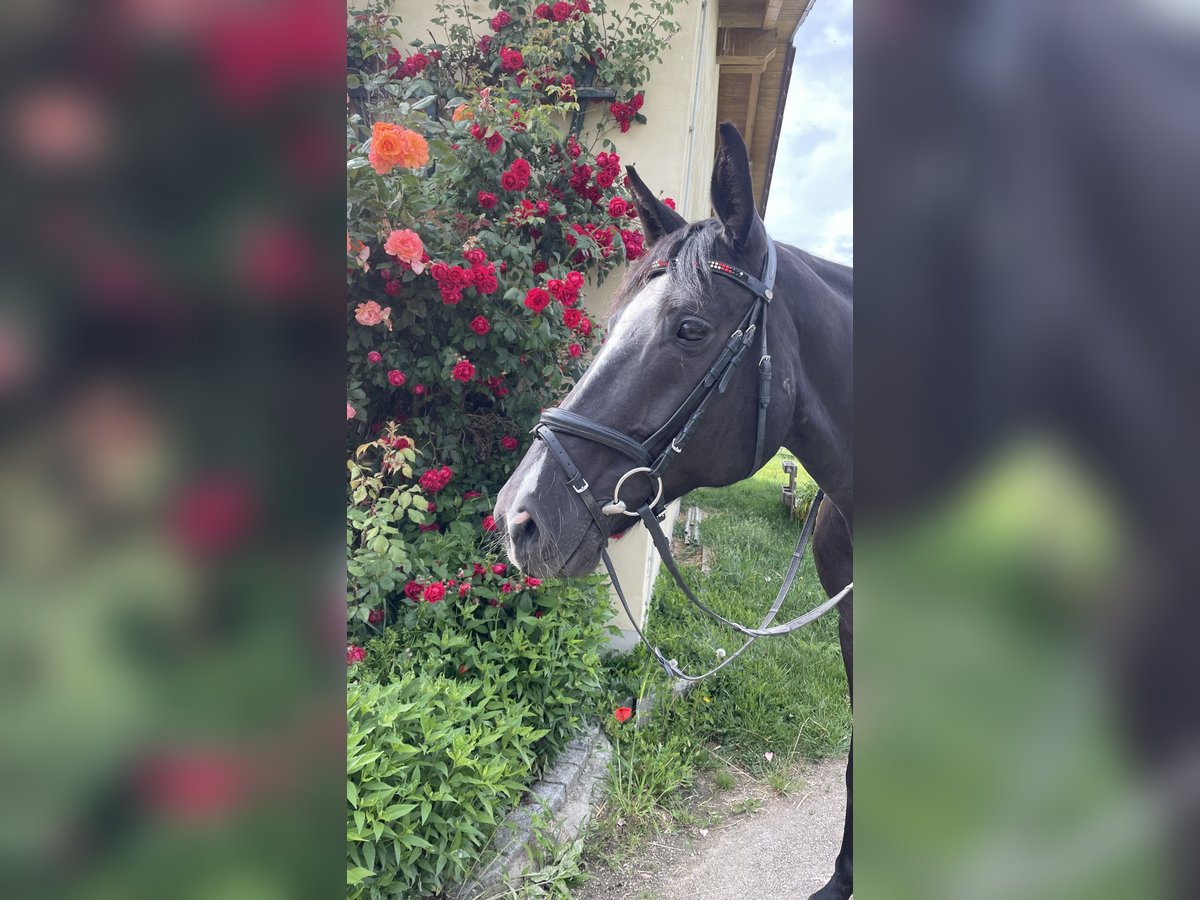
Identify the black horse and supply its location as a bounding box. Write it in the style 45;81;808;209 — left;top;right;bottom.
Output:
495;122;854;900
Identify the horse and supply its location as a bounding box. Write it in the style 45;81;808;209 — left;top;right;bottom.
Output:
494;122;854;900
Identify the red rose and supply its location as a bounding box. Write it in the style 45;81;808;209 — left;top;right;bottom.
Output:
392;437;410;449
464;491;482;501
546;278;565;299
663;197;676;209
366;350;382;364
423;581;446;603
500;582;514;593
596;169;615;189
492;563;506;575
470;315;490;335
489;10;512;31
621;229;645;260
535;3;552;18
384;280;400;295
562;308;582;329
568;343;582;357
535;200;549;216
565;271;584;290
404;580;422;600
500;435;518;450
451;359;476;382
413;384;426;395
608;196;628;217
387;369;406;387
579;316;592;336
524;288;550;313
576;0;590;11
500;48;523;72
614;706;633;723
511;158;531;179
482;515;497;532
470;123;485;141
459;582;471;596
501;171;521;191
473;563;487;576
485;131;504;155
430;261;450;281
532;260;548;274
347;645;366;665
440;288;463;305
552;1;571;21
478;35;492;53
476;274;498;295
478;191;498;209
367;609;385;625
464;248;487;266
526;577;542;587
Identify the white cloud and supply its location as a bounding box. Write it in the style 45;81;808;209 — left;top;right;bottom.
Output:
764;0;853;264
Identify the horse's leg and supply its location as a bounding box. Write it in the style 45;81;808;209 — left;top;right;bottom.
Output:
809;499;854;900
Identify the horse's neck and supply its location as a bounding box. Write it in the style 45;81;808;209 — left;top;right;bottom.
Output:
777;251;853;528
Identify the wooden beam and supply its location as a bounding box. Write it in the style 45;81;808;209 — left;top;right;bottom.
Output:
762;0;784;30
716;48;777;72
718;11;770;29
744;71;761;153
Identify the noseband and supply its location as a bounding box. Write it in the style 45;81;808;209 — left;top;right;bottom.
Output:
533;234;851;681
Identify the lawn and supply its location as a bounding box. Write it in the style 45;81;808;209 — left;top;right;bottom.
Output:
585;452;852;859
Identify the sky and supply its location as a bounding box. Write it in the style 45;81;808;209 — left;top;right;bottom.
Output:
762;0;853;264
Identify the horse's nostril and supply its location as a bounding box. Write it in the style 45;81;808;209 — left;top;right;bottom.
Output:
509;508;537;547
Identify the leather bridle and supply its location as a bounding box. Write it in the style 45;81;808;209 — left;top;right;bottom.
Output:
532;234;851;682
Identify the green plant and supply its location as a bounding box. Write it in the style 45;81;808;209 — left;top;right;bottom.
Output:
347;674;545;897
360;562;612;765
713;770;735;790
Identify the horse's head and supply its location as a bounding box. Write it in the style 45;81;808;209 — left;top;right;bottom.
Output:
495;123;794;576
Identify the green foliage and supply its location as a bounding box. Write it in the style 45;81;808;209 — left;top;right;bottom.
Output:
347;674;542;898
346;570;611;897
361;563;613;764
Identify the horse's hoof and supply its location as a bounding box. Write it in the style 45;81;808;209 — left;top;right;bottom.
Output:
808;874;852;900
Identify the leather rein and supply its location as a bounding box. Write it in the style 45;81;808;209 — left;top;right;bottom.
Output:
533;235;852;682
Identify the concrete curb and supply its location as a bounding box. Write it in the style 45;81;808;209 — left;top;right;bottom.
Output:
455;723;612;900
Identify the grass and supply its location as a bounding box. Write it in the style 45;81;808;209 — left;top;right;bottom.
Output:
582;452;851;864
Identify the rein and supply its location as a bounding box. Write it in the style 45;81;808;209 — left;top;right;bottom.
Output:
533;235;851;682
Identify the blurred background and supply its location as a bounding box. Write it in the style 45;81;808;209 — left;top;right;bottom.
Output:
0;1;345;897
855;1;1200;898
1;0;1198;898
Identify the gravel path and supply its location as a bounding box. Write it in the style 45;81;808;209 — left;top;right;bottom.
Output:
574;755;848;900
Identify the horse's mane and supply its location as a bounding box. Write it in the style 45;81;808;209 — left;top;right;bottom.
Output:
608;220;720;322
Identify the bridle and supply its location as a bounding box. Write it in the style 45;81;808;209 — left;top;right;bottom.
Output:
533;233;852;682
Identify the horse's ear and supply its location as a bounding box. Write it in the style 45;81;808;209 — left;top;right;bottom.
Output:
626;166;687;246
711;121;761;249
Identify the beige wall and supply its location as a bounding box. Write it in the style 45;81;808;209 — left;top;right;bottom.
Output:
383;0;717;648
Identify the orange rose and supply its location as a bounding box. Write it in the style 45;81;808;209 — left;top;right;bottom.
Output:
384;229;425;274
368;121;429;174
452;105;474;122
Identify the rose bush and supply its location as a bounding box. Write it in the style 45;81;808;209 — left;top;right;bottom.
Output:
347;0;680;632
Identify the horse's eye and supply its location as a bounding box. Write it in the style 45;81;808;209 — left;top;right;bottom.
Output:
676;318;710;342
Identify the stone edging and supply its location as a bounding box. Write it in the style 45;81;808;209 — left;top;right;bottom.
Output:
455;723;611;899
